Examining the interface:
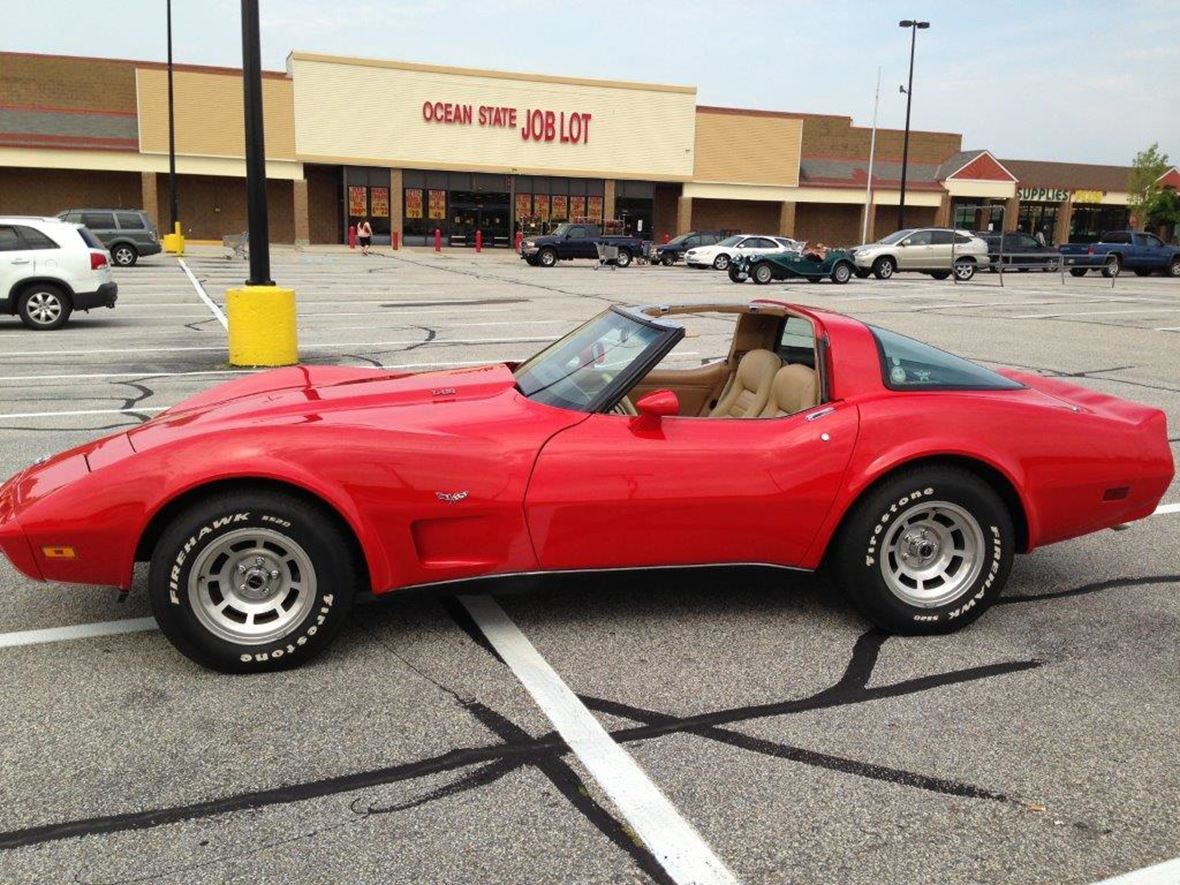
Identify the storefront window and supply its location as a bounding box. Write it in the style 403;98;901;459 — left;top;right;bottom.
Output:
343;166;391;242
1017;203;1059;244
952;199;1005;232
1069;205;1130;244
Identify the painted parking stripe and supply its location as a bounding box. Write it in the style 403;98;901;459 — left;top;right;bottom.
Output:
0;406;169;420
459;594;738;885
1154;502;1180;516
0;370;257;384
0;617;157;649
177;258;228;329
0;336;556;358
1096;854;1180;884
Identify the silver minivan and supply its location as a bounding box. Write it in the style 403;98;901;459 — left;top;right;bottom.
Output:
57;209;162;267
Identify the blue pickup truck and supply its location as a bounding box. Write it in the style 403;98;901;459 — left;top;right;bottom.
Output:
1060;230;1180;278
520;223;647;268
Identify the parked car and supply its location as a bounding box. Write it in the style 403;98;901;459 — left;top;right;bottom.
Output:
0;216;118;330
56;209;161;268
850;228;990;281
0;300;1171;671
1059;230;1180;278
685;234;801;270
520;223;646;268
728;249;857;284
652;231;722;266
975;231;1060;272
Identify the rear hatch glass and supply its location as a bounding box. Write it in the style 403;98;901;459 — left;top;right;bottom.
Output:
76;227;104;249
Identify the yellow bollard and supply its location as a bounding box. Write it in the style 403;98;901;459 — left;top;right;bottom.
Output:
226;285;298;367
162;221;185;255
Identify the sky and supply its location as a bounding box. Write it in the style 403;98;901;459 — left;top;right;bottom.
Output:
2;0;1178;166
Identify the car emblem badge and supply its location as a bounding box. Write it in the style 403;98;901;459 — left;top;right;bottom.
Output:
435;490;469;504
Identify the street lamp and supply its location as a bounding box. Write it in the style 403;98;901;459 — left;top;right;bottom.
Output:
897;18;930;231
160;0;184;254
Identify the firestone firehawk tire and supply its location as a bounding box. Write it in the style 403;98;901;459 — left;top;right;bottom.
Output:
830;467;1014;635
149;490;358;673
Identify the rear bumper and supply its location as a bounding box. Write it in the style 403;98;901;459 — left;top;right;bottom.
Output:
74;282;118;311
138;242;163;257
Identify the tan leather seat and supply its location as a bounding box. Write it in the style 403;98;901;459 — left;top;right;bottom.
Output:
760;364;820;418
709;349;781;418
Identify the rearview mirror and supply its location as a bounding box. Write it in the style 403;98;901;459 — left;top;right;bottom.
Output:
633;389;679;423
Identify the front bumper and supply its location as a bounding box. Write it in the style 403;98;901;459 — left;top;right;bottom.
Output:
0;471;42;581
74;281;118;311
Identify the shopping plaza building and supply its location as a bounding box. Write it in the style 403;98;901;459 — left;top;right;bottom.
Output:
2;50;1178;247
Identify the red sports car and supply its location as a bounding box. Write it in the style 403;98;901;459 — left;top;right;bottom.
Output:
0;302;1172;672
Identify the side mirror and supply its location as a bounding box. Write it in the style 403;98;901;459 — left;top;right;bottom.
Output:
633;389;679;423
899;239;910;247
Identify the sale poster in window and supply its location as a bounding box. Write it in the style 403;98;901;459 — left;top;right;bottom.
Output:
428;190;446;220
348;186;367;217
404;189;423;219
587;196;604;222
370;187;390;218
534;195;550;220
551;194;568;220
570;196;586;220
515;193;532;219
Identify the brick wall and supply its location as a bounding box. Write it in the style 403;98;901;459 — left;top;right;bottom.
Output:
651;183;681;242
307;165;342;244
155;174;295;242
795;203;862;246
874;204;937;237
0;166;141;215
690;198;780;234
0;52;137;112
801;113;960;165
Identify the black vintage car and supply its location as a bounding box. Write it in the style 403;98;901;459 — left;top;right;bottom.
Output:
976;231;1060;272
651;230;722;266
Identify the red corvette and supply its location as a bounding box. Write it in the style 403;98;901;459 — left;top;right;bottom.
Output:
0;301;1172;671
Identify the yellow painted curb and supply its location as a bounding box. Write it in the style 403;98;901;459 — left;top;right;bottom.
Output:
226;285;298;367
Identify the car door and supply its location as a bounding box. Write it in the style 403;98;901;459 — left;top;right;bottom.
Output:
1137;232;1167;269
895;229;932;269
566;225;597;259
0;224;32;309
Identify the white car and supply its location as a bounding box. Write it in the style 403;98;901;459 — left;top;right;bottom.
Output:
685;234;801;271
0;216;118;330
850;228;991;281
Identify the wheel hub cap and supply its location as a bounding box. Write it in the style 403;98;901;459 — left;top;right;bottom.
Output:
880;500;985;608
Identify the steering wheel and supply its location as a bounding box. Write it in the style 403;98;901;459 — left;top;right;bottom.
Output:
610;395;638;417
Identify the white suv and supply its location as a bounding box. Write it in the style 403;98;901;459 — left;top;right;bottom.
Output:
0;217;118;330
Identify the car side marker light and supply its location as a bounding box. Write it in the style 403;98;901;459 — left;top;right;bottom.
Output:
41;546;76;559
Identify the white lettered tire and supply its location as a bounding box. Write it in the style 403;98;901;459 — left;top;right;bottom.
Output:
148;490;358;672
830;467;1014;634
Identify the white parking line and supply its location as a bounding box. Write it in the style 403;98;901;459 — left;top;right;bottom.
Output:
0;336;556;358
0;406;169;420
0;370;257;384
459;594;737;885
0;617;157;649
1096;854;1180;884
1154;503;1180;516
177;258;228;329
1009;307;1180;319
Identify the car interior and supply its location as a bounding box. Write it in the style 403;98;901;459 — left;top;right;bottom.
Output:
620;305;823;420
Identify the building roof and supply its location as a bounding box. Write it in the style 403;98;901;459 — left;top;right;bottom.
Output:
999;158;1131;192
799;157;944;190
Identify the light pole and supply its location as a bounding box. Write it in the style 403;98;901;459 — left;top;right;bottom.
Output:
897;19;929;231
160;0;184;254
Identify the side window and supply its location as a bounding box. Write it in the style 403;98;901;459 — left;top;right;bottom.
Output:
0;225;22;251
906;230;933;246
752;237;777;249
871;325;1024;390
569;226;586;239
1103;231;1130;244
115;212;146;230
1141;233;1163;248
1021;235;1040;249
954;233;974;244
15;226;60;250
684;236;699;247
930;230;953;245
776;315;817;369
704;234;720;245
80;212;116;230
62;211;82;224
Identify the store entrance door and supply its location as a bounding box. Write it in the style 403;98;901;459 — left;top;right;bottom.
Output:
449;191;510;247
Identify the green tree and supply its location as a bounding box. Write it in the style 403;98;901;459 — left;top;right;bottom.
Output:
1127;143;1171;230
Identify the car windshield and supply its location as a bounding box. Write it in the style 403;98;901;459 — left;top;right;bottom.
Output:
550;223;573;237
716;235;744;247
514;308;670;411
876;230;915;245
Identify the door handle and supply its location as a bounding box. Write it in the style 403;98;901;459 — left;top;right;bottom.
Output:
11;258;31;265
805;406;836;422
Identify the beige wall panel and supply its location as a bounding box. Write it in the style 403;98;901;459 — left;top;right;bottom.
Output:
945;179;1016;199
693;112;801;186
137;68;295;160
290;55;695;180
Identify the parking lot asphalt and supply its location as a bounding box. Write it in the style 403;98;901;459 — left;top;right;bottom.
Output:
0;245;1176;884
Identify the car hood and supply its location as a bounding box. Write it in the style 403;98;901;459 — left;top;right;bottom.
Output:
128;363;520;450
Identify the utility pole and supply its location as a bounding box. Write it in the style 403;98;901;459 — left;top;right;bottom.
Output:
862;67;880;243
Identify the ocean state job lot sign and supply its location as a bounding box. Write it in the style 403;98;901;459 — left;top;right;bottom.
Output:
289;52;697;180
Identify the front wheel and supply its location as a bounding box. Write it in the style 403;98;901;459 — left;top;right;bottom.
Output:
615;249;632;268
830;262;852;284
18;284;72;330
952;258;976;281
830;467;1014;634
712;253;730;271
111;244;138;267
149;490;359;672
872;256;895;280
854;268;871;279
538;248;558;267
727;265;744;283
1168;257;1180;277
661;253;675;266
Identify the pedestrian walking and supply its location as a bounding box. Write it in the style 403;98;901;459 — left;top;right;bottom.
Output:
357;218;373;255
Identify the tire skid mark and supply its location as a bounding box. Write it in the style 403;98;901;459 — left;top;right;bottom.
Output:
997;573;1180;605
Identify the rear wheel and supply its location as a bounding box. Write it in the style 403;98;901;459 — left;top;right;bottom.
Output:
18;284;72;330
713;253;730;271
952;258;976;281
111;243;138;267
855;268;871;279
661;253;675;266
1168;257;1180;277
1102;255;1121;278
830;262;852;284
149;490;359;672
872;256;895;280
752;262;774;284
1069;267;1088;277
830;467;1014;634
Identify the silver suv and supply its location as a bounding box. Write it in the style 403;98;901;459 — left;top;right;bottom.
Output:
851;228;990;281
57;209;161;267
